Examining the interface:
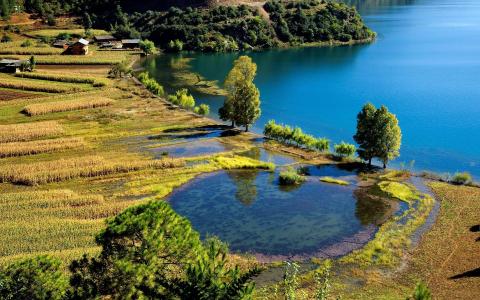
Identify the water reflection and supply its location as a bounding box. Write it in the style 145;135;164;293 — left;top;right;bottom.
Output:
168;166;398;256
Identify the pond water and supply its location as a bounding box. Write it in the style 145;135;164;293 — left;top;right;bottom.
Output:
148;139;235;158
168;167;397;258
142;0;480;178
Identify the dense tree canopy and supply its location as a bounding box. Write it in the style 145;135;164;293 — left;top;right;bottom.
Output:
354;103;402;168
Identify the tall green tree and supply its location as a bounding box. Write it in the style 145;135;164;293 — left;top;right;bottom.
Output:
0;255;69;300
373;105;402;168
354;103;377;166
353;103;402;168
68;200;259;299
219;55;261;131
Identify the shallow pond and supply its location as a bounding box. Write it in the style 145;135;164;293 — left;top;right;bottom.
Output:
149;139;235;158
168;166;398;260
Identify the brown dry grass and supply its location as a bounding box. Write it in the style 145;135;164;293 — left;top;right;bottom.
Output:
0;137;85;158
23;97;115;116
0;121;63;143
401;182;480;299
0;155;185;185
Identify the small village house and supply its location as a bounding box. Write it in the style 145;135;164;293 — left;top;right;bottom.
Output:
121;39;140;49
0;59;24;73
52;39;69;49
94;35;116;43
62;38;89;55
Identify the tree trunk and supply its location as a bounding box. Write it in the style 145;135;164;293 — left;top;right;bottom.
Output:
245;124;249;132
368;158;372;167
231;120;234;128
383;162;387;169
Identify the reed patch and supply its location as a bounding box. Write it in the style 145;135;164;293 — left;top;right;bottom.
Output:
0;137;85;158
0;121;63;143
23;97;115;116
0;155;185;185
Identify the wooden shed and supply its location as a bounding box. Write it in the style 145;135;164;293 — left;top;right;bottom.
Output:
121;39;140;49
62;38;89;55
0;59;23;73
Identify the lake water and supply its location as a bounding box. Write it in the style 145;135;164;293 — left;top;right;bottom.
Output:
142;0;480;178
167;167;395;258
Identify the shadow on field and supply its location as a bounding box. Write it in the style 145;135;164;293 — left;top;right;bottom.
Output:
449;268;480;279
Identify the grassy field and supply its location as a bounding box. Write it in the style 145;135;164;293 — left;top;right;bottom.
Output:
26;28;108;37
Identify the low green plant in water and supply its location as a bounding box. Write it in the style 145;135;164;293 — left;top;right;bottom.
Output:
279;167;305;185
212;155;275;171
319;176;349;186
378;181;419;202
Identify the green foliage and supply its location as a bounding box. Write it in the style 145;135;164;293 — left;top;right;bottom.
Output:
279;167;305;185
68;200;258;299
137;71;164;96
450;172;472;185
0;255;69;300
109;61;132;78
408;281;432;300
354;103;402;168
378;181;418;203
127;0;374;52
29;55;36;71
283;261;300;300
264;120;330;152
167;39;184;52
168;88;195;109
314;259;332;300
139;39;156;55
194;103;210;115
319;176;349;186
20;40;33;47
220;56;261;131
334;141;356;158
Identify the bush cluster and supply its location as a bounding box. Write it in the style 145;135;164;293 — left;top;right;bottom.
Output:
168;88;195;109
279;167;305;185
137;72;164;96
334;141;356;158
194;103;210;115
264;120;330;152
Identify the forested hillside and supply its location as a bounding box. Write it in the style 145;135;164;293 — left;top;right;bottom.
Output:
1;0;375;52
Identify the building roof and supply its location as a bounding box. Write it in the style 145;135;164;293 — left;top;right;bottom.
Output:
94;35;115;41
121;39;141;44
53;39;68;46
77;38;89;45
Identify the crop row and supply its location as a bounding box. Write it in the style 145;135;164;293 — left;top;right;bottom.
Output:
15;72;108;87
0;137;85;158
0;75;90;93
0;155;185;185
0;121;64;143
23;97;115;116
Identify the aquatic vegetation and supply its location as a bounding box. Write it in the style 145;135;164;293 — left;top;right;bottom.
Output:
0;121;64;143
378;181;418;202
0;156;185;185
168;88;195;109
319;176;349;186
279;167;305;185
212;155;275;171
0;137;85;158
23;97;115;116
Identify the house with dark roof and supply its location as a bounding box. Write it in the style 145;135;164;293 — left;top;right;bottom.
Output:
52;39;70;49
62;38;89;55
0;59;24;73
94;35;116;43
121;39;141;49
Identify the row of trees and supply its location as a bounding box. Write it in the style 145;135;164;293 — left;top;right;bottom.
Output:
354;103;402;168
219;56;261;132
0;201;259;299
264;120;330;152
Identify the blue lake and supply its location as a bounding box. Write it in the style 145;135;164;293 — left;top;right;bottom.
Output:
142;0;480;177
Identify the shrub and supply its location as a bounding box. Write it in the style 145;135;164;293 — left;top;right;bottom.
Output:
0;255;69;300
139;39;157;55
137;72;164;96
168;88;195;109
194;103;210;115
450;172;472;185
264;120;330;152
334;142;356;158
410;281;432;300
279;167;305;185
20;39;33;47
1;34;12;43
